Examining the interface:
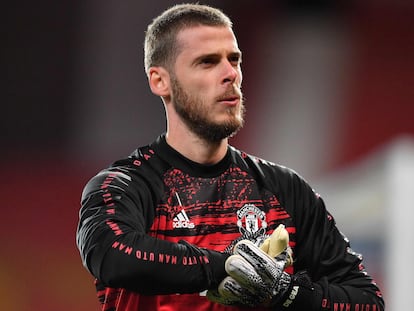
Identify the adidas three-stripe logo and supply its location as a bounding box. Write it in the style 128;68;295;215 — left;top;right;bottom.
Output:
173;209;195;229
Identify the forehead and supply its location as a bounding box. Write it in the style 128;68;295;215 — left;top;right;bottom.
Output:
175;25;240;59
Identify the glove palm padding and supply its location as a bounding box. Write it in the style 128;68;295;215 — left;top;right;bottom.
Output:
207;224;292;307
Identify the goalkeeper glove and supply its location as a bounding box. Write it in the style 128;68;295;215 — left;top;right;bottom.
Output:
207;224;293;307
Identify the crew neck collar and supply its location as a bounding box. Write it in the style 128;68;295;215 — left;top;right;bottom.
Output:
151;134;232;178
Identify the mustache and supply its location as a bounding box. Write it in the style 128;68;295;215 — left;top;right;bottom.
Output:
216;87;243;101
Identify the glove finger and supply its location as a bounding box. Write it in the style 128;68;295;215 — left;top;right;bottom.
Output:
206;288;239;305
225;254;265;293
267;224;289;258
218;276;260;306
259;237;270;253
276;247;293;267
234;240;285;284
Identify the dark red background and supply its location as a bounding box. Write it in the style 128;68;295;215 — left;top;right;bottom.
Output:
3;1;413;310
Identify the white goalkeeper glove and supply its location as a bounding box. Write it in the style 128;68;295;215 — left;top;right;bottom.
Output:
207;224;293;307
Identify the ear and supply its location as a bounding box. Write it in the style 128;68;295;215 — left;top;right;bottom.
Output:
148;67;170;97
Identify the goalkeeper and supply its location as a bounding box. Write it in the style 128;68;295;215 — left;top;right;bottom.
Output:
76;3;385;311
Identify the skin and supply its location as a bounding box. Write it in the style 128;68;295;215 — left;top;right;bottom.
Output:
148;25;244;165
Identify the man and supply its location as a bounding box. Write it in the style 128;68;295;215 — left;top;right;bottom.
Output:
76;4;384;311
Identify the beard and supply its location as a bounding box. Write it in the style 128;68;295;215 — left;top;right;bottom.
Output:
170;75;245;143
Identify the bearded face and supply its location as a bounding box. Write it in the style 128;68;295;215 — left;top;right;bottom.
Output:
170;74;245;143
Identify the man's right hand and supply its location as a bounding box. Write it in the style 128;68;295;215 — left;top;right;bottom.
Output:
207;224;293;307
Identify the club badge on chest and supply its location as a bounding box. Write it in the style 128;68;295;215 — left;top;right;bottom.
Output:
236;204;267;245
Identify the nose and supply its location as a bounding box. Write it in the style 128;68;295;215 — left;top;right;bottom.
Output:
222;60;239;84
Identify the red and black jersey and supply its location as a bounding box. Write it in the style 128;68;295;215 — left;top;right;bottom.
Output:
76;134;384;311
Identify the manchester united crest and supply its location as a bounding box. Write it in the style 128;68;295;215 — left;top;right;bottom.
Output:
236;204;267;243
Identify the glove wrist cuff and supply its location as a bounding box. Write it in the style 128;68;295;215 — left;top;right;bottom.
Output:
269;271;292;306
275;271;317;309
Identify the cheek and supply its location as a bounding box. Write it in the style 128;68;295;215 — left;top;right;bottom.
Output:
237;68;243;86
178;73;218;103
182;75;208;93
191;81;215;101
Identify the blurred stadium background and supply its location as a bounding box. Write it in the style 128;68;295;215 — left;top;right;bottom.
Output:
3;0;413;310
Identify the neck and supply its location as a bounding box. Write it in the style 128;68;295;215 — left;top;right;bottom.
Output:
163;101;230;164
165;130;228;165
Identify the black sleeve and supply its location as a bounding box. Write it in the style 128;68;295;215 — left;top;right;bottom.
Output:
269;167;385;311
76;167;228;295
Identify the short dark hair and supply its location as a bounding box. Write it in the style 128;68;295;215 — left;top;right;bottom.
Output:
144;3;232;74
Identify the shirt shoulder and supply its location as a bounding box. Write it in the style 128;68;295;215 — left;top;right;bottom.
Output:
81;141;170;202
229;146;301;183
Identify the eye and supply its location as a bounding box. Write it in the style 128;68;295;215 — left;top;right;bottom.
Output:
229;54;242;66
200;57;217;66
